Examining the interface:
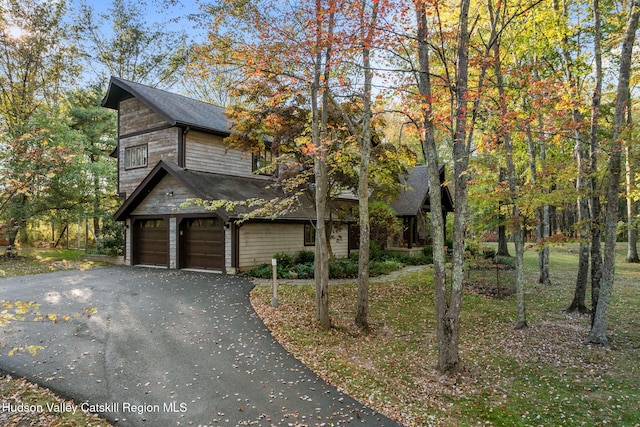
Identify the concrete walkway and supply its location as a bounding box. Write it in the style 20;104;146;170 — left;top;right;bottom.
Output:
0;267;402;426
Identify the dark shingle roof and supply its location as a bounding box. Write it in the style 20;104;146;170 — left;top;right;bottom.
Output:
114;161;317;222
390;165;454;216
102;76;231;135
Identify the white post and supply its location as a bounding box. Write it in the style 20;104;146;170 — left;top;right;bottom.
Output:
271;258;278;307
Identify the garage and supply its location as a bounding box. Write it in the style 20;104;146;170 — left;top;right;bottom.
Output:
179;217;224;271
133;218;168;266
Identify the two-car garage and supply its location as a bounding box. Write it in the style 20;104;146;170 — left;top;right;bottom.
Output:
132;216;224;271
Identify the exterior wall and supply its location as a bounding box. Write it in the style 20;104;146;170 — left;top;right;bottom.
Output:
169;217;177;269
119;98;168;135
124;218;132;266
185;131;268;179
237;222;349;270
131;175;209;216
118;98;179;197
225;227;234;275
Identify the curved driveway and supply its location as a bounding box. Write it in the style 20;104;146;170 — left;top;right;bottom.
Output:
1;267;402;426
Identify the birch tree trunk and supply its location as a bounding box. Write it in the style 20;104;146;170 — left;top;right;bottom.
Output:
586;1;639;347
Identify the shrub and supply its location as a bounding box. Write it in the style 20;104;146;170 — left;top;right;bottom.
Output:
295;250;315;264
295;262;315;279
273;252;294;269
369;241;383;260
95;218;124;256
370;259;403;276
245;263;291;279
482;246;496;259
329;258;359;278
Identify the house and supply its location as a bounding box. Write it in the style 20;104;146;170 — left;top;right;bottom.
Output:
390;165;454;249
103;77;351;273
102;76;453;273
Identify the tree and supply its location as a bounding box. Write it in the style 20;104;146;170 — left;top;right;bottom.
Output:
73;0;189;87
67;86;118;243
0;0;79;243
586;0;640;347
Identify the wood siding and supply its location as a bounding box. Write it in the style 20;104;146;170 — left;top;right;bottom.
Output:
131;175;209;216
119;98;168;135
238;222;349;269
185;131;268;179
118;98;179;197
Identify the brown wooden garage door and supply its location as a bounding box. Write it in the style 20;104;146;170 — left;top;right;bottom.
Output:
134;219;168;266
180;218;224;270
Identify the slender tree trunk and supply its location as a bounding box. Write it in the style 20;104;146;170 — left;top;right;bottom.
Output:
624;93;639;263
415;2;454;374
526;115;551;286
312;0;335;330
495;40;527;329
586;2;639;347
589;0;604;325
497;168;511;257
355;0;379;330
555;0;591;313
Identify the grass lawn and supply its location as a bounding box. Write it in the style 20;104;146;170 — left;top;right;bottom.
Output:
0;248;98;277
251;243;640;426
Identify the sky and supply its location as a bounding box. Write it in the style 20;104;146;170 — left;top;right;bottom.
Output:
71;0;206;41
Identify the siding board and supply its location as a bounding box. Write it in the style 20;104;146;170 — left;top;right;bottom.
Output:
238;222;348;269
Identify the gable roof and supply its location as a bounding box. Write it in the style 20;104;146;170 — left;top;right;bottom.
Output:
114;161;317;222
101;76;231;136
391;165;454;216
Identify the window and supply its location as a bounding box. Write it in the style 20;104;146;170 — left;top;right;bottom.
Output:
252;144;277;176
304;223;316;246
124;144;148;169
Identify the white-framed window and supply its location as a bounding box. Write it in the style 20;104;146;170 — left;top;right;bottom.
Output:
124;144;148;169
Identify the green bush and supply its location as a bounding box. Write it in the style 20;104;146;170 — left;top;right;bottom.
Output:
369;241;383;260
273;252;294;269
295;262;315;279
295;250;315;264
482;246;496;259
245;263;291;279
329;258;359;278
423;245;433;257
370;259;403;276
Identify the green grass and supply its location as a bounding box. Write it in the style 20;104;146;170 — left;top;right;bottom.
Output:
0;248;95;277
251;243;640;426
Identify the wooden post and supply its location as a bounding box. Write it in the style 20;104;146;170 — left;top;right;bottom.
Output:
271;258;278;307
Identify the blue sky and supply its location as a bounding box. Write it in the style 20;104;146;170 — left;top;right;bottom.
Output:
72;0;206;41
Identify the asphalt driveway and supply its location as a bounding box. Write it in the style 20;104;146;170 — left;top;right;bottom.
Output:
1;267;402;426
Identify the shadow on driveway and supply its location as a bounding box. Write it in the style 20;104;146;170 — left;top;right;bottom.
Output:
1;267;402;426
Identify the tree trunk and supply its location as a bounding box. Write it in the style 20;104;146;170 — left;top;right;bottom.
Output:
588;0;604;325
494;40;527;330
355;0;379;330
311;0;335;331
555;0;594;314
526;114;551;286
625;107;639;263
497;168;511;257
415;2;457;374
586;2;639;347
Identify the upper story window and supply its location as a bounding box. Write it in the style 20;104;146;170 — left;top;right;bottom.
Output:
124;144;148;169
252;144;277;176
